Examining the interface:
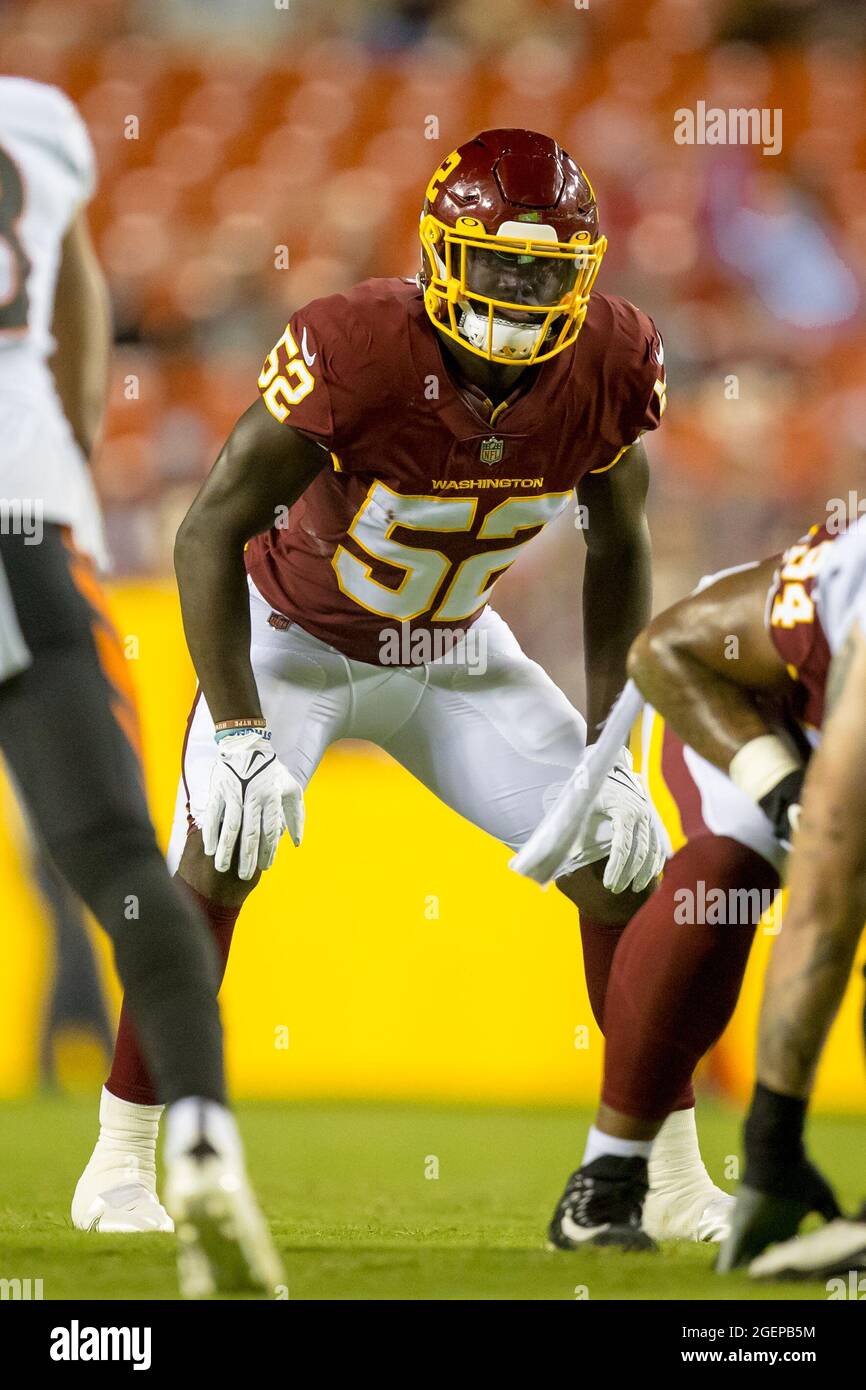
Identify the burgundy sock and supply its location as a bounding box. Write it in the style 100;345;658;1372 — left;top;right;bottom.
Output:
579;914;628;1031
601;836;780;1123
105;878;241;1106
580;910;694;1111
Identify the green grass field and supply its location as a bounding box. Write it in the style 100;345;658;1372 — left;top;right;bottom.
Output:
0;1096;862;1300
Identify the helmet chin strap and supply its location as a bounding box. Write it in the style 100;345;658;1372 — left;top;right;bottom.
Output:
457;305;546;360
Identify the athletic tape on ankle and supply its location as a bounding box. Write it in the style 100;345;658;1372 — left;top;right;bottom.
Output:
728;735;803;805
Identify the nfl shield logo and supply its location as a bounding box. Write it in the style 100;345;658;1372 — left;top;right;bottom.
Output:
480;436;504;465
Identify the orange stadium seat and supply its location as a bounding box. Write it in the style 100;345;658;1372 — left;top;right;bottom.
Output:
152;123;226;190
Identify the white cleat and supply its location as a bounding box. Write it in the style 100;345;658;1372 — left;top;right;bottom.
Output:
749;1217;866;1281
643;1106;734;1243
72;1176;174;1234
164;1099;285;1299
643;1181;735;1243
694;1190;736;1242
72;1087;172;1233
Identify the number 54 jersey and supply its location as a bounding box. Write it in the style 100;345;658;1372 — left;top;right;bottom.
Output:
247;277;666;665
637;515;866;877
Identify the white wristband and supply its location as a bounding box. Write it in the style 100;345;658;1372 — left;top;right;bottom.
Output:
728;734;803;805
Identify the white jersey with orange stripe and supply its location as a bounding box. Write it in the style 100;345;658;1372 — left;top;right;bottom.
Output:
0;77;106;563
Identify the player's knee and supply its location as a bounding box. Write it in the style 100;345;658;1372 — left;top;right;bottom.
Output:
555;858;654;924
177;827;259;908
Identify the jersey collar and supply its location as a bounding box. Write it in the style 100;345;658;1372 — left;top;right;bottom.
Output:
406;290;574;442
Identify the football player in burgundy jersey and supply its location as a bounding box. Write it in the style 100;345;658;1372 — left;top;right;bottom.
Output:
522;519;866;1262
75;128;736;1243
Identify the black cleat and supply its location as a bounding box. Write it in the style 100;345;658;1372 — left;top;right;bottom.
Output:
716;1185;816;1273
547;1154;657;1252
748;1211;866;1281
716;1159;840;1274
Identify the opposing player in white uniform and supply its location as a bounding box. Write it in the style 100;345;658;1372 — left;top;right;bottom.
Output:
0;78;283;1297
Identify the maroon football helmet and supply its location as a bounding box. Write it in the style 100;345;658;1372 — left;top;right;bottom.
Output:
419;129;607;365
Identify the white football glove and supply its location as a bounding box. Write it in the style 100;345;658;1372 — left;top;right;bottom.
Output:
513;749;665;892
201;732;304;881
595;752;666;893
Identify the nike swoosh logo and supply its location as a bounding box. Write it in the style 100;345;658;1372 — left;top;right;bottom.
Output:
654;338;664;366
301;326;317;367
559;1213;612;1243
608;770;636;788
226;750;274;791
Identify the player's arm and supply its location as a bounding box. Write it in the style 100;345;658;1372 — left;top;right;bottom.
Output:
627;558;805;838
577;439;652;735
757;623;866;1096
174;397;326;725
49;209;111;459
570;442;666;893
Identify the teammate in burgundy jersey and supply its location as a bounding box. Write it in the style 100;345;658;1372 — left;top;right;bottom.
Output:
76;129;743;1246
531;519;866;1260
737;517;866;1280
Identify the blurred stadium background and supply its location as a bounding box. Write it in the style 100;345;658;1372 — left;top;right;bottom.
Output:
1;0;865;1114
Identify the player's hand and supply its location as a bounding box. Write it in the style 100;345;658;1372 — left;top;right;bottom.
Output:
596;751;667;894
510;742;665;891
757;767;805;850
510;682;652;887
201;732;304;880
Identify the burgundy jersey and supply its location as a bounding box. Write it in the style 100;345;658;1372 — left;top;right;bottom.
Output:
247;277;665;665
654;519;866;851
766;523;838;731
